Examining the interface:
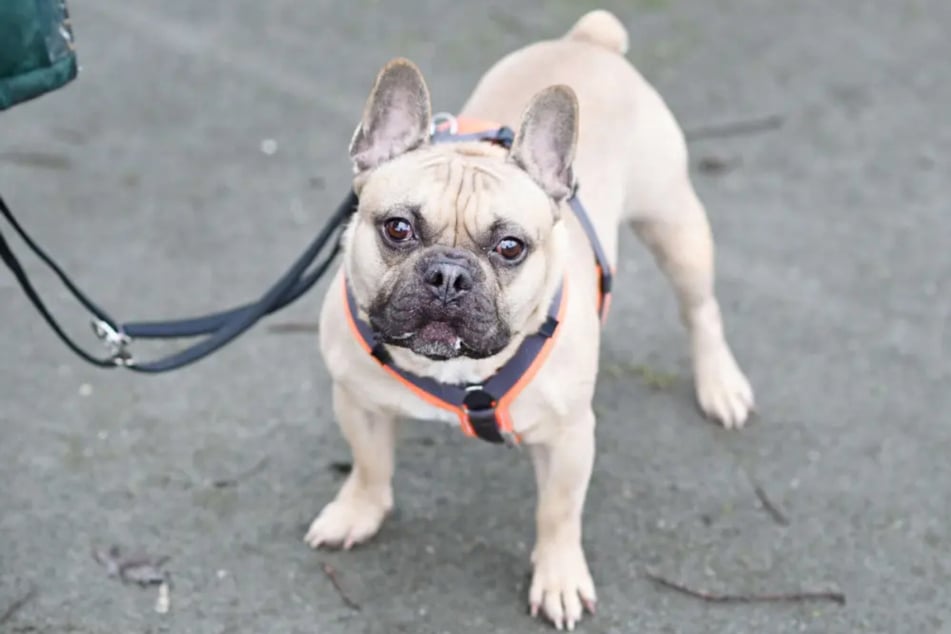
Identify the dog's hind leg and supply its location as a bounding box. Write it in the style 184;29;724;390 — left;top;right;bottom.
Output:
629;179;754;428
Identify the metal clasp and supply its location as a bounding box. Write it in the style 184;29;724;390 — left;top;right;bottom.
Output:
91;319;133;366
463;384;519;448
429;112;458;137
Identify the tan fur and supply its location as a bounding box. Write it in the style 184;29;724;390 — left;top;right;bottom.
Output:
564;9;629;54
306;10;754;630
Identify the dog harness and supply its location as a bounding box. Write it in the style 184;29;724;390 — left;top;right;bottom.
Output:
343;115;614;445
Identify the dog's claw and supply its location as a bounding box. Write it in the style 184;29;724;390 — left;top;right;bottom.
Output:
583;598;597;615
303;534;321;548
305;491;391;551
530;602;540;618
529;541;595;630
694;343;755;428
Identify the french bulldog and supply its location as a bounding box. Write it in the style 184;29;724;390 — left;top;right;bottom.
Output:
306;9;754;629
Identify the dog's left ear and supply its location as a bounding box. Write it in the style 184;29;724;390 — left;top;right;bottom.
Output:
349;58;433;173
509;85;579;203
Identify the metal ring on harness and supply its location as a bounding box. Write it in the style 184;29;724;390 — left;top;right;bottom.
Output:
429;112;459;136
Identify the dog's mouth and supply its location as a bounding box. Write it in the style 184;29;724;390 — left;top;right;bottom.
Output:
408;321;463;360
376;320;506;361
369;275;512;361
381;321;465;360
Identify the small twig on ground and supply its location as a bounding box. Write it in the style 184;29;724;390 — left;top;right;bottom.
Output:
321;562;362;611
0;585;37;625
644;570;846;606
93;546;170;586
118;557;171;586
697;155;740;175
752;484;790;526
212;456;270;488
266;322;319;334
684;114;784;141
740;465;790;527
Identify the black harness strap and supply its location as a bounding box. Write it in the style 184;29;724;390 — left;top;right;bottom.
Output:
568;189;613;320
0;118;611;384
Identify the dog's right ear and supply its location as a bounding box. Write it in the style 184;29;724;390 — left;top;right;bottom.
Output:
349;58;432;174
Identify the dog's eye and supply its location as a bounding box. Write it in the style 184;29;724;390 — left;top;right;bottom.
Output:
383;218;415;243
495;237;525;261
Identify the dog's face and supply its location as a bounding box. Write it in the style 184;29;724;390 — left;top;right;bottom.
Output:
343;59;578;361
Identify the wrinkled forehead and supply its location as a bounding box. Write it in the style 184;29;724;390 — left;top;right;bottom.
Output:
358;147;555;242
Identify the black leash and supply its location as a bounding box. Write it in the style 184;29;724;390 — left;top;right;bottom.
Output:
1;123;514;374
0;191;357;372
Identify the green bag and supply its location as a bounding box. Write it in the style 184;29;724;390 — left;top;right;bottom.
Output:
0;0;77;110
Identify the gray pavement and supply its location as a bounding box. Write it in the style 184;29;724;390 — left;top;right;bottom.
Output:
1;1;949;632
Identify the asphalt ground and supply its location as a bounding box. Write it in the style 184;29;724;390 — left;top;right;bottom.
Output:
1;1;949;632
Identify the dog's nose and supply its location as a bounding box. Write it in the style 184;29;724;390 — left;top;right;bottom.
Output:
423;260;473;304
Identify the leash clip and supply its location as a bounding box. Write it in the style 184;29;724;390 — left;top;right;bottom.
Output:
429;112;458;136
91;319;133;366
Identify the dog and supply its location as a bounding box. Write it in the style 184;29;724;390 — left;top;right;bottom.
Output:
306;9;754;629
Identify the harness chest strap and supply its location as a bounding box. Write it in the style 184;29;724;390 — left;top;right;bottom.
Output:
343;277;566;445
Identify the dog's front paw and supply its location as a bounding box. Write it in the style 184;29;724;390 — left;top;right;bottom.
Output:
304;483;392;550
529;540;596;631
694;343;754;428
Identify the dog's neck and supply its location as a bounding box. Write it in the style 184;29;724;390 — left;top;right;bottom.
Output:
439;139;509;160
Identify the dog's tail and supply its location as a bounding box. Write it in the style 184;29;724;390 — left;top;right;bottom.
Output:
564;10;629;55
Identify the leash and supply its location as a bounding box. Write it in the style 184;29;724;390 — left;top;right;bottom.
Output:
1;116;612;382
0;191;357;372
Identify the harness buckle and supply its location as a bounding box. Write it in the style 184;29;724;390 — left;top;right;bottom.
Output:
492;126;515;148
538;316;559;338
91;319;133;366
463;385;517;446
